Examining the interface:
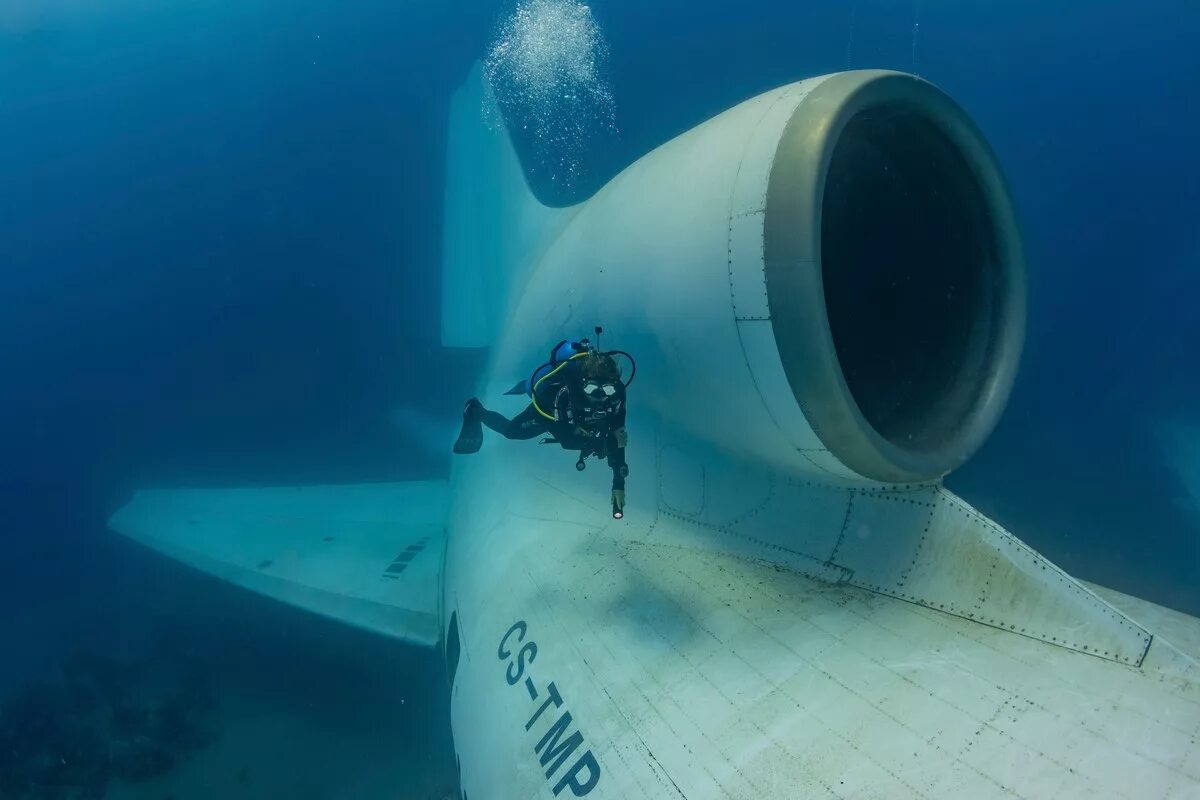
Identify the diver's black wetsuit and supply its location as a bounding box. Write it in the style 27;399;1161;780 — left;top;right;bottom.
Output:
478;363;628;491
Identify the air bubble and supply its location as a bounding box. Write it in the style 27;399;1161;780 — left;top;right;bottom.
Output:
484;0;617;194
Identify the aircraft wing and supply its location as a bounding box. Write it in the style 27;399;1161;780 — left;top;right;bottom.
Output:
1087;582;1200;663
452;505;1200;799
108;481;447;647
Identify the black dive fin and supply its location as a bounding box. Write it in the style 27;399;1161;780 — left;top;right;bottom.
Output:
453;413;483;455
503;380;528;396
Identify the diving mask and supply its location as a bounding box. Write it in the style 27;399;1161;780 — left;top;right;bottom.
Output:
582;379;618;399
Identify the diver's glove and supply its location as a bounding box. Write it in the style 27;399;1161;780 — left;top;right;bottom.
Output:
611;489;625;520
614;427;628;448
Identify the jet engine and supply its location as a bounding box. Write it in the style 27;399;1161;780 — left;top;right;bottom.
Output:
503;70;1026;483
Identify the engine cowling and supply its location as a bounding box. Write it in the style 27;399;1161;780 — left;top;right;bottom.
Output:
502;70;1025;484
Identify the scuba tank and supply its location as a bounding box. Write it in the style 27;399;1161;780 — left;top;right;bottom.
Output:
533;338;591;388
504;338;593;398
519;327;637;403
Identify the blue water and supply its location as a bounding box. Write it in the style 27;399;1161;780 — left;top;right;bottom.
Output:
1;0;1198;796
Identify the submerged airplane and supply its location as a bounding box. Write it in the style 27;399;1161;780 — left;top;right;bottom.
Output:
110;66;1200;798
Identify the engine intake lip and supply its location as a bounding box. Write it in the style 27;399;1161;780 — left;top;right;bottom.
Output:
765;71;1026;483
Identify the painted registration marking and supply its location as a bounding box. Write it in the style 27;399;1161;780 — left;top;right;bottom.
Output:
499;620;601;797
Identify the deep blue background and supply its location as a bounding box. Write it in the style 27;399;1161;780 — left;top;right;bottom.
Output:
1;0;1197;706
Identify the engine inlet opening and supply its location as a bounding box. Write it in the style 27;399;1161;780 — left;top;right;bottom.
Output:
821;103;1001;455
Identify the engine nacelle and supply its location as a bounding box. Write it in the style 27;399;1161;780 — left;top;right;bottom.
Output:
499;70;1025;483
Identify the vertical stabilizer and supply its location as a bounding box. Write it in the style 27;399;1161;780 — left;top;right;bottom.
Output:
440;63;567;348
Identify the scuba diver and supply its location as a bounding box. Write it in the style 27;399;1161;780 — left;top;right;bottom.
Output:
453;329;634;520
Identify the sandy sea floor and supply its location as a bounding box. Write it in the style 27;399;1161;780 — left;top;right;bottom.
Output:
0;533;457;800
102;690;452;800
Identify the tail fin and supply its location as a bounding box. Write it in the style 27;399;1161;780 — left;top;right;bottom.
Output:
440;63;568;349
